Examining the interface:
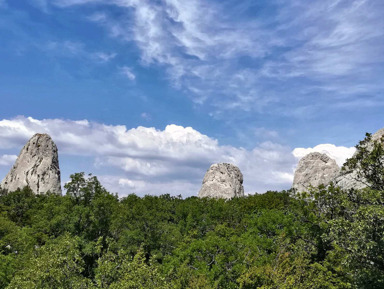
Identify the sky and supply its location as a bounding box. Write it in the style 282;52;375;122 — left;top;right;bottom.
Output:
0;0;383;197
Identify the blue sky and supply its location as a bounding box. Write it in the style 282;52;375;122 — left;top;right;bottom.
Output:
0;0;383;196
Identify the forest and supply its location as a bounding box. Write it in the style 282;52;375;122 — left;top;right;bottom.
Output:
1;134;384;288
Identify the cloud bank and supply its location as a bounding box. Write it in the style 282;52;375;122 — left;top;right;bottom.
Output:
293;144;356;167
0;116;355;197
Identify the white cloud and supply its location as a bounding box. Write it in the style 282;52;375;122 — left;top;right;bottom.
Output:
0;155;17;166
101;175;199;196
0;116;300;196
79;0;275;111
41;41;117;66
293;144;356;167
93;52;117;62
120;66;135;81
52;0;384;117
45;40;85;56
278;0;384;80
0;116;357;196
140;112;151;120
254;127;279;140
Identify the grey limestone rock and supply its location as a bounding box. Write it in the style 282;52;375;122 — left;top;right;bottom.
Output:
334;171;367;191
198;163;244;199
371;127;384;143
335;127;384;190
1;133;61;194
293;152;340;193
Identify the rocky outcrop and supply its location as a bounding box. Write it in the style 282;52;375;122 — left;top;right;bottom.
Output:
334;171;367;191
1;133;61;194
198;163;244;199
335;128;384;190
293;152;340;193
371;127;384;143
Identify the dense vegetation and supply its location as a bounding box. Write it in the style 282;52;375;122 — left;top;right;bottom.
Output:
1;133;384;288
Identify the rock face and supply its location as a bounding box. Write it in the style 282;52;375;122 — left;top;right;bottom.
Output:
1;133;61;194
334;172;367;191
371;127;384;143
198;163;244;199
293;152;340;193
335;128;384;190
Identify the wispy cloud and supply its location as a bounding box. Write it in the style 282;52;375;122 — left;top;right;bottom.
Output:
5;0;384;121
43;40;117;64
93;52;117;63
45;40;85;56
254;128;279;140
120;66;135;81
277;0;384;79
79;0;277;111
52;0;384;119
140;112;151;120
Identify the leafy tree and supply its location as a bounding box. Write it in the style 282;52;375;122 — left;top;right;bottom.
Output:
96;247;169;289
3;162;384;288
7;233;92;289
342;133;384;190
0;186;35;226
0;254;15;289
301;183;384;288
65;173;109;205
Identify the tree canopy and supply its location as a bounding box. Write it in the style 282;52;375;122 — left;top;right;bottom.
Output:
1;147;384;289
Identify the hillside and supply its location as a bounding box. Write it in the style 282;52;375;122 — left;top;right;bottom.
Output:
1;167;384;288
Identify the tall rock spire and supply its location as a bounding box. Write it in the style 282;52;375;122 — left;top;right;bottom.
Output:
1;133;61;194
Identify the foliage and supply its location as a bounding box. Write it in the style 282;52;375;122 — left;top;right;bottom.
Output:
96;247;169;289
342;133;384;190
1;165;384;288
7;233;92;289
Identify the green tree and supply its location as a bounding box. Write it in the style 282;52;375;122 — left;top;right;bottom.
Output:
65;173;109;205
0;187;35;226
302;183;384;288
96;247;170;289
0;254;15;289
7;233;92;289
342;133;384;190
